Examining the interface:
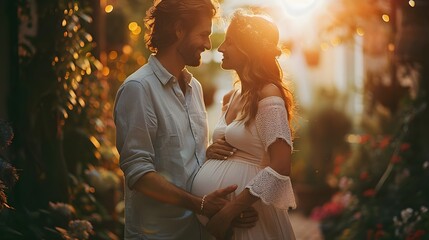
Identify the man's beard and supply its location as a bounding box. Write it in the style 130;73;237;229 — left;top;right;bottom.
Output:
178;39;203;67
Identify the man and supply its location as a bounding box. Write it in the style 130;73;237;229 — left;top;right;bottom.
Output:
114;0;239;239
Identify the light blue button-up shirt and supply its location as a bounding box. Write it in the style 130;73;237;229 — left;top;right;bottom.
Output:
114;55;209;239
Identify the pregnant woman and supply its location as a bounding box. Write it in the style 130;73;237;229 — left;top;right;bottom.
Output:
192;10;297;240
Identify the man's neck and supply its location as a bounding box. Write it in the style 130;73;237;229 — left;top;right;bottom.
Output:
155;50;185;81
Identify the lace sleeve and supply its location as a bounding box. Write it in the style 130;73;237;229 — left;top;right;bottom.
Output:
245;167;296;210
256;97;293;151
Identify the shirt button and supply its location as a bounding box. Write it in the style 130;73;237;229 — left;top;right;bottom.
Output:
172;79;176;83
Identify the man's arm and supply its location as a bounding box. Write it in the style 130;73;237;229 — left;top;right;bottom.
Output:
132;172;237;217
114;81;236;217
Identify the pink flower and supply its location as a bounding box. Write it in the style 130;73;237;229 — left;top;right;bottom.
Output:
310;193;346;221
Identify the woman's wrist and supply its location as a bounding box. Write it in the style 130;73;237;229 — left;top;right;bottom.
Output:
222;202;245;220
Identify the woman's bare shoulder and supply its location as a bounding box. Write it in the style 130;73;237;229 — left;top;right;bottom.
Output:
260;83;282;99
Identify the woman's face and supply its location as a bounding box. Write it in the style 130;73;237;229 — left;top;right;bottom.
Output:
218;28;247;71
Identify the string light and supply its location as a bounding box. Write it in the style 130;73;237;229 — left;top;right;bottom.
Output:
128;22;138;31
382;14;390;22
108;51;118;60
78;98;85;107
409;0;415;7
122;45;132;55
132;26;142;35
102;67;110;76
105;5;113;13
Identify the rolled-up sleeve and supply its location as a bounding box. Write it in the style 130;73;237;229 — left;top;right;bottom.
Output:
114;80;156;190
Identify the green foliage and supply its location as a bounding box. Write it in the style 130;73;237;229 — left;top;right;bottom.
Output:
319;97;429;239
4;0;123;239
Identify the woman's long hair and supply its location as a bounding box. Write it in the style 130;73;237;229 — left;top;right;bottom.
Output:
229;10;296;134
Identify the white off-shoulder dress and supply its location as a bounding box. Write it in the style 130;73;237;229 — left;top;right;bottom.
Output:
191;95;296;240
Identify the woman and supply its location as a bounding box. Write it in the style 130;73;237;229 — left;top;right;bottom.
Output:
191;10;297;240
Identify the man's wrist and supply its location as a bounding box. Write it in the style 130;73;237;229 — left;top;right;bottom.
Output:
184;193;203;213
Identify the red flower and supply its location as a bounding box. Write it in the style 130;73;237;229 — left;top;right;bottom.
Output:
375;229;385;239
363;189;376;197
360;171;369;180
310;195;345;221
406;229;426;240
360;134;371;144
334;166;341;176
391;155;402;164
334;155;346;165
400;143;411;152
379;136;391;149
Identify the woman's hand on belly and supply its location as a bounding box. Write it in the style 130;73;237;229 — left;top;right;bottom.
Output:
206;137;236;160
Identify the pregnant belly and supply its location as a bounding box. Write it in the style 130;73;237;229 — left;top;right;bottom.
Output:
191;159;261;225
192;159;261;199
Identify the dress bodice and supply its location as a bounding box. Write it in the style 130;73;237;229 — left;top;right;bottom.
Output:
212;110;268;166
212;93;293;167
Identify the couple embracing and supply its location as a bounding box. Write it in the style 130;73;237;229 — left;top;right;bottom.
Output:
114;0;296;239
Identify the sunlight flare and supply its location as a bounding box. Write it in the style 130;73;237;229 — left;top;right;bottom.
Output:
279;0;321;17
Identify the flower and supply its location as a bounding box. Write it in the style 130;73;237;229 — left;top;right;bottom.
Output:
0;120;14;150
379;136;391;149
339;177;353;191
310;193;349;221
49;202;76;218
311;201;344;221
0;181;8;210
360;134;371;144
0;159;19;187
401;208;414;223
406;230;426;240
363;189;376;197
400;143;411;152
85;166;120;193
67;220;93;240
391;155;402;164
360;171;369;181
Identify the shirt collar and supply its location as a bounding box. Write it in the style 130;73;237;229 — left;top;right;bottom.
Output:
149;55;193;86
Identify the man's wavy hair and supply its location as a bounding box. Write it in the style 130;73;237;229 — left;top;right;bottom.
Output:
144;0;218;53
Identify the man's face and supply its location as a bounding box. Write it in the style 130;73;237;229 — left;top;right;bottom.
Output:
177;16;212;67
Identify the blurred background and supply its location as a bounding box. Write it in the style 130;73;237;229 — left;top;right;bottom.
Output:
1;0;429;239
